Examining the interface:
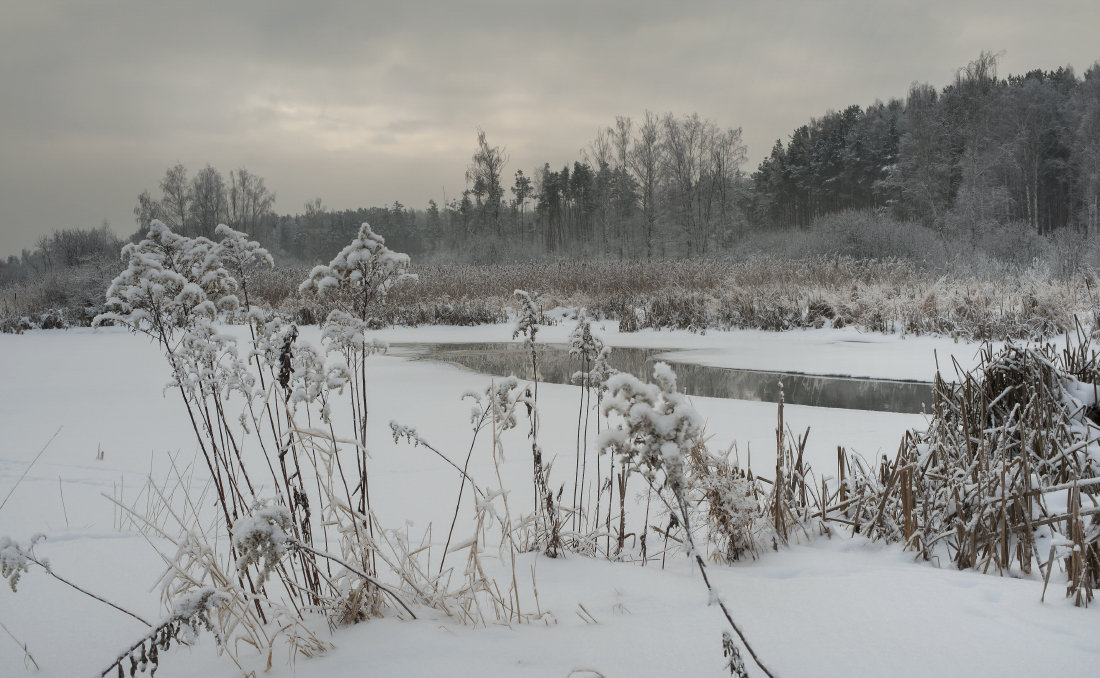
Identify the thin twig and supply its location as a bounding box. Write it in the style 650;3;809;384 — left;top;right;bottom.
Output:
26;553;152;627
0;426;62;514
0;617;39;671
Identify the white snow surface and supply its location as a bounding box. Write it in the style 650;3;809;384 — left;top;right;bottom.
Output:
0;323;1095;677
377;317;998;381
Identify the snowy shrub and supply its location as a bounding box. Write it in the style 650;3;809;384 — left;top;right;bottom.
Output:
168;587;233;643
568;309;602;368
172;318;254;399
512;288;540;348
689;452;761;563
93;220;242;340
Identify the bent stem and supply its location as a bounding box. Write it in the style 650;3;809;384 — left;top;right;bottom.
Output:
24;552;152;627
646;476;779;678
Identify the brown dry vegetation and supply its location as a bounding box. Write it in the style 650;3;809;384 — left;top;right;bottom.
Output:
245;256;1095;342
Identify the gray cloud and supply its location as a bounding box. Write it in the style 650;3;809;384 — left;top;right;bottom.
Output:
1;0;1098;257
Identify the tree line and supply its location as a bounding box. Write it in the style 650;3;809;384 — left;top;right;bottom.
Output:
753;52;1100;236
4;52;1098;284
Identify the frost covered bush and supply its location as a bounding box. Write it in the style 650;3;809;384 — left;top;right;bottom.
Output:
825;340;1100;605
213;224;274;310
600;363;701;496
94;220;243;340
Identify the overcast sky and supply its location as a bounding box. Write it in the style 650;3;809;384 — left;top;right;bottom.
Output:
2;0;1098;258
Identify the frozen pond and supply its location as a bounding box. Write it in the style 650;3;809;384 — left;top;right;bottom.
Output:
392;342;933;414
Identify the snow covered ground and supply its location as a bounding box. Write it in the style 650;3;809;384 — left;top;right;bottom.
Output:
0;323;1095;677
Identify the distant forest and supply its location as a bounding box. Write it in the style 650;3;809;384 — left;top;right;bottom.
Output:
3;52;1099;283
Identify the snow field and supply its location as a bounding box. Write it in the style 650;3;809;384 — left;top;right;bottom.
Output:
0;325;1096;677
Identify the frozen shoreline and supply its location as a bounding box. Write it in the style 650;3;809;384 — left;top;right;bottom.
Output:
372;319;998;382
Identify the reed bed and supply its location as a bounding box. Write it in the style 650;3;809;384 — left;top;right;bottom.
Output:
817;334;1100;605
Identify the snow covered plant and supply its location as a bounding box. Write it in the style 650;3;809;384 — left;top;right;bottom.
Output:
599;363;701;498
0;535;39;592
298;224;414;526
690;452;761;564
512;289;540;350
600;363;778;678
233;501;293;583
99;587;231;678
298;221;415;323
511;289;563;556
212;224;274;310
94;220;243;343
568;311;604;537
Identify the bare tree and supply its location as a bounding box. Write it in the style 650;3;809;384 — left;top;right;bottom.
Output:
189;165;228;238
158;163;190;233
629;111;662;259
228;167;276;237
133;190;162;232
611;116;634;257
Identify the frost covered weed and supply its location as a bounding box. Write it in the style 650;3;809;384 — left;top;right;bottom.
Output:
233;501;294;583
688;445;761;564
213;224;274;311
0;535;40;592
569;310;603;536
298;222;415;322
89;221;423;669
513;289;563;557
389;378;551;626
98;587;232;678
300;222;414;535
600;363;778;678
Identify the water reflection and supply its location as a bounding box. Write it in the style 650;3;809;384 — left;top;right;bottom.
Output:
391;343;931;414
